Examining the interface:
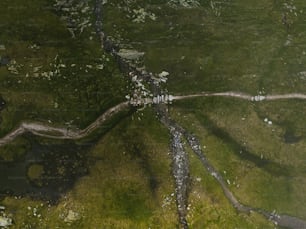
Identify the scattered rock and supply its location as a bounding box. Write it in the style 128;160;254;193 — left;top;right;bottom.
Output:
54;0;92;37
64;210;80;223
95;64;104;70
168;0;201;8
29;44;40;50
251;95;266;101
132;8;157;23
7;59;22;74
0;216;12;227
158;71;169;78
117;49;144;60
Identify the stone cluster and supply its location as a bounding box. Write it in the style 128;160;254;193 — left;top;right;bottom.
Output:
168;0;200;8
0;206;12;228
251;95;266;101
54;0;92;38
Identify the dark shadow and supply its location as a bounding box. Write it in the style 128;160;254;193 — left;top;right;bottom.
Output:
0;108;135;204
196;113;296;177
129;143;159;195
284;129;302;144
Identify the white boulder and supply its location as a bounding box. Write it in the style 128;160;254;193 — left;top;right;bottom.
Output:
0;216;12;227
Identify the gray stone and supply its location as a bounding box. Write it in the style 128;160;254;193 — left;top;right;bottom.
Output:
117;49;144;60
64;210;80;223
0;216;12;227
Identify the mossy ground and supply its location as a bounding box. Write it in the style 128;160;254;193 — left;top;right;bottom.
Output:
1;109;178;228
0;0;128;136
171;97;306;222
1;0;306;228
185;144;275;229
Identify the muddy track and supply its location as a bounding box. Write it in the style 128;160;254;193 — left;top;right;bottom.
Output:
0;1;305;228
0;101;129;146
94;1;192;227
92;5;306;227
2;91;306;147
184;130;306;229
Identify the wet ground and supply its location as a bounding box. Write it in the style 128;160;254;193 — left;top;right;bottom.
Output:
1;0;306;228
0;135;91;203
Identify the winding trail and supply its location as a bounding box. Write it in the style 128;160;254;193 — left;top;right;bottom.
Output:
2;91;306;147
182;130;306;228
0;101;129;146
3;91;306;147
1;88;306;228
184;132;252;213
86;2;306;227
157;112;306;228
1;89;306;228
1;1;306;228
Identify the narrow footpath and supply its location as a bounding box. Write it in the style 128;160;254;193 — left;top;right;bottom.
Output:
0;1;306;228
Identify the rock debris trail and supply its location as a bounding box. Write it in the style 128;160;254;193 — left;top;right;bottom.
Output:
158;110;306;229
94;1;190;227
0;1;305;228
156;104;190;229
92;2;306;226
170;129;189;229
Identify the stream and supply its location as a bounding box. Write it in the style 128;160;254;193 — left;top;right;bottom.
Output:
93;1;306;228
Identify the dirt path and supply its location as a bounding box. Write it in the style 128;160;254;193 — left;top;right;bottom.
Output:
173;92;252;101
1;0;305;227
0;101;129;146
173;91;306;102
92;1;306;226
184;129;306;229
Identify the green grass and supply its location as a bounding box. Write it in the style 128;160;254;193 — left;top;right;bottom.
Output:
0;0;129;137
102;0;306;97
185;144;275;229
171;97;306;221
2;0;306;228
0;136;30;161
1;108;178;228
65;110;176;228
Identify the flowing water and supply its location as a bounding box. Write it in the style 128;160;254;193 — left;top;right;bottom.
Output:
1;0;306;228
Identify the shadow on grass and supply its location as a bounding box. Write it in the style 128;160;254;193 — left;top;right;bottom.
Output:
0;106;135;203
196;113;295;177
